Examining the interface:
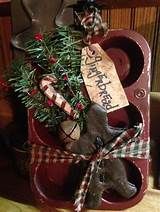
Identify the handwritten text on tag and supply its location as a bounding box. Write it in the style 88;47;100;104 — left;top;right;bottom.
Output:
81;44;129;113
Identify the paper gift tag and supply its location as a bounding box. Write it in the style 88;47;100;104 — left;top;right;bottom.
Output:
81;43;129;113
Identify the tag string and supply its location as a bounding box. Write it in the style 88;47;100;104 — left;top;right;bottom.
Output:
80;4;108;46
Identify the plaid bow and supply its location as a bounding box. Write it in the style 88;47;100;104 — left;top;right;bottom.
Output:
30;124;149;212
80;7;108;44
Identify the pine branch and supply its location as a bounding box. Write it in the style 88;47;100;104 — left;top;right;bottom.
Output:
8;26;89;130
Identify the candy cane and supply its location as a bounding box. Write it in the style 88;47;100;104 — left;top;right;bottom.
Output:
40;75;78;119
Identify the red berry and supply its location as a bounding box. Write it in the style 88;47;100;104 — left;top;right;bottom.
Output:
34;33;43;41
49;56;57;64
30;89;38;96
76;102;84;111
63;74;68;81
47;99;54;107
0;79;10;92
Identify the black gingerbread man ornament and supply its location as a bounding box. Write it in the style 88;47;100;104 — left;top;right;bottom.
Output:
66;103;137;209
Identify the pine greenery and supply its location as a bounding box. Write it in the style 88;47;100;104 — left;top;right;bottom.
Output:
9;27;89;130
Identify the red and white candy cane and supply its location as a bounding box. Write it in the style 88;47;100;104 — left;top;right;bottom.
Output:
40;75;78;119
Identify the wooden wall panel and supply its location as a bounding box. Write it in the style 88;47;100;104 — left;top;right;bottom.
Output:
133;7;157;86
102;8;132;29
0;16;12;76
110;8;132;29
101;9;110;27
0;7;13;128
133;7;157;51
97;0;160;8
152;8;160;91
